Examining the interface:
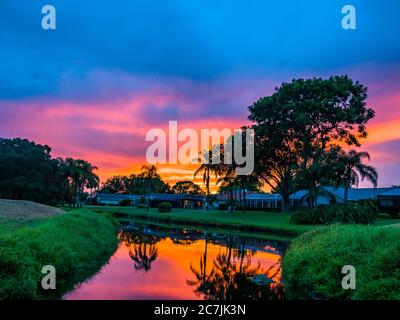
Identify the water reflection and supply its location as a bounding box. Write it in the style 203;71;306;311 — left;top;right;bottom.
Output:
64;222;287;300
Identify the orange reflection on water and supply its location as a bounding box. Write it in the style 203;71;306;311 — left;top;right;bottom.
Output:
64;235;283;300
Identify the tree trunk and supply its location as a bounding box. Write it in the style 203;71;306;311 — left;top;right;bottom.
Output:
146;180;150;211
281;195;290;212
241;183;246;212
344;186;349;202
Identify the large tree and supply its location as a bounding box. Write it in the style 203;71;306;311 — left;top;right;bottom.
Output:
171;180;204;195
248;76;375;211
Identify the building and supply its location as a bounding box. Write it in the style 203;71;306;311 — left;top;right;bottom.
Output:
289;186;394;208
148;193;204;209
94;192;204;208
377;188;400;215
215;191;282;210
95;193;141;206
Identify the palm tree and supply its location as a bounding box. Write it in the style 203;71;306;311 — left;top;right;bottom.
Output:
55;158;70;206
140;165;158;211
194;149;225;210
129;243;158;272
63;158;99;207
337;150;378;201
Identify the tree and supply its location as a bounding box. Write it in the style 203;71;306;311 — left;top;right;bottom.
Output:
0;138;59;204
171;180;204;195
140;165;159;211
194;148;225;210
336;150;378;201
248;76;375;211
296;146;342;208
100;175;128;194
64;158;99;207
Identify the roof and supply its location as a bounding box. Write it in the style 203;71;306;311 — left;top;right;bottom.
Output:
96;193;204;202
289;187;394;201
323;187;393;201
96;193;141;200
378;188;400;197
246;193;282;200
149;193;205;201
289;190;309;200
216;192;282;201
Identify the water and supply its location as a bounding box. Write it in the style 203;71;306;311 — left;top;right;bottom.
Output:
63;221;287;300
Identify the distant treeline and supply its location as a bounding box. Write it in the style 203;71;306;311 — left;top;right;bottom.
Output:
0;138;98;206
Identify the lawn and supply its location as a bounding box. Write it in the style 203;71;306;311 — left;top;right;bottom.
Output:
90;206;400;238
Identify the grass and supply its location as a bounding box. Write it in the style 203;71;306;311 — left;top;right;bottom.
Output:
0;209;118;299
90;206;318;237
90;205;400;238
282;224;400;300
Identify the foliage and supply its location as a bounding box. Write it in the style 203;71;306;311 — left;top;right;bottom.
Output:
100;173;170;195
0;138;59;205
248;76;375;211
334;150;378;201
0;138;99;207
158;202;172;213
171;180;204;195
290;208;324;225
290;202;379;225
283;225;400;299
194;147;226;210
0;209;118;299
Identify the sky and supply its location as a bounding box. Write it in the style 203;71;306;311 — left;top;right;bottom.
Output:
0;0;400;188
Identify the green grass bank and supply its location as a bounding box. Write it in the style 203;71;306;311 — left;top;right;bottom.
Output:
282;224;400;300
0;209;118;299
91;206;400;238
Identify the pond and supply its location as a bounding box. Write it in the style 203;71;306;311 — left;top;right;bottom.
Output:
63;221;288;300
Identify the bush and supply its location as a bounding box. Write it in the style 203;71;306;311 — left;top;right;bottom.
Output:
290;202;379;225
119;199;132;206
282;225;400;299
218;203;227;210
158;202;172;213
290;208;324;225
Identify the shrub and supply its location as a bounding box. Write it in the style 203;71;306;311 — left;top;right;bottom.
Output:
282;225;400;299
290;202;379;225
119;199;132;207
158;202;172;213
218;203;227;210
290;208;324;225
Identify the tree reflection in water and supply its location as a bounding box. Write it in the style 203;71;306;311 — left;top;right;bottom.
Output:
118;228;161;272
188;236;285;300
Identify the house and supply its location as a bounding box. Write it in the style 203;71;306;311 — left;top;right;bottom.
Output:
377;188;400;215
95;193;141;206
94;192;204;208
148;193;204;209
289;186;394;208
215;191;282;210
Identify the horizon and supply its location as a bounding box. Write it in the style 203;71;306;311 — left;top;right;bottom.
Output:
1;1;399;188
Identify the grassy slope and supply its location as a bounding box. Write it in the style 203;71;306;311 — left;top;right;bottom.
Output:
282;224;400;300
90;206;400;237
0;209;118;299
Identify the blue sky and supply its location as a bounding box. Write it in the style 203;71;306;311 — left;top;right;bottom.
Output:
0;0;399;186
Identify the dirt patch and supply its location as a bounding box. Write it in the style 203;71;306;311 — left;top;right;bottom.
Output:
0;199;64;220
